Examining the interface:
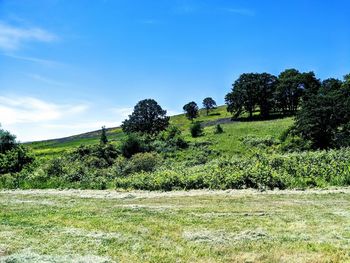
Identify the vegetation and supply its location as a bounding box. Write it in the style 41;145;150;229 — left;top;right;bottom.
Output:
189;122;203;138
0;128;33;175
122;99;169;135
293;75;350;149
100;126;108;145
202;97;217;115
1;69;350;191
183;101;199;121
1;189;350;262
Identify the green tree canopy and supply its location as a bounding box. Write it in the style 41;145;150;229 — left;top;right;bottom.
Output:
122;99;169;135
183;101;199;121
294;76;349;149
225;73;277;118
202;97;217;115
100;126;108;145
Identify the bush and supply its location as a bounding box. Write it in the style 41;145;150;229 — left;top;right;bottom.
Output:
214;124;224;134
113;152;161;177
241;136;278;148
115;148;350;191
121;134;147;158
0;145;34;174
190;122;203;138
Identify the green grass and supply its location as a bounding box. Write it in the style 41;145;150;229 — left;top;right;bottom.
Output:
170;105;231;129
26;105;293;158
1;189;350;262
187;117;293;156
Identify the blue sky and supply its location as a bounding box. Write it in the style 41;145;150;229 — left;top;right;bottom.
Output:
0;0;349;141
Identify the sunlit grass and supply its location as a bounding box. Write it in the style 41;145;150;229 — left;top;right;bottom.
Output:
1;189;349;262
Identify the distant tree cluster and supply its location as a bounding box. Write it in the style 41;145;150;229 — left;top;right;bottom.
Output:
225;69;320;118
182;97;217;122
224;69;350;149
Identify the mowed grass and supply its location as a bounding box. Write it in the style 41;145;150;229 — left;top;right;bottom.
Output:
1;189;350;262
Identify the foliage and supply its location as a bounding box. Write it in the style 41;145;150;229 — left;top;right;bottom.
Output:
190;122;203;138
202;97;217;115
183;101;199;121
294;76;350;149
115;148;350;191
0;145;34;174
0;128;34;175
214;124;223;134
241;135;278;148
122;99;169;135
225;73;277;118
0;128;17;154
120;134;147;158
100;126;108;144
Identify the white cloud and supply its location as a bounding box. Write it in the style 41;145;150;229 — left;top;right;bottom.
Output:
0;96;88;125
0;98;136;141
0;22;57;50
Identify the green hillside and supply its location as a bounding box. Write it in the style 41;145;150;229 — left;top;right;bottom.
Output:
26;105;293;158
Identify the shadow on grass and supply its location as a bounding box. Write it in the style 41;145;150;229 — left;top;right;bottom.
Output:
233;112;295;122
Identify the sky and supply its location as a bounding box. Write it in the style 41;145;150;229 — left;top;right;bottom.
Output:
0;0;349;142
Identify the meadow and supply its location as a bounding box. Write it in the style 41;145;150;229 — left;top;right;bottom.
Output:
1;188;350;262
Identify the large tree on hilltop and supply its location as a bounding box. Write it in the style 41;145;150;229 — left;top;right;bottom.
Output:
122;99;169;135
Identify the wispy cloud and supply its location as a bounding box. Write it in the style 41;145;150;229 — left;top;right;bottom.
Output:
0;98;136;141
26;73;69;87
224;8;255;17
3;53;61;67
0;22;57;50
0;96;88;125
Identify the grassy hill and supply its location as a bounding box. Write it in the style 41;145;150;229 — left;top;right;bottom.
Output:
26;105;293;158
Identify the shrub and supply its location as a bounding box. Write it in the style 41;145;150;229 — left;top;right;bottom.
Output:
128;152;161;173
113;152;161;176
214;124;224;134
0;145;34;174
121;134;147;158
190;122;203;138
115;148;350;191
241;136;278;148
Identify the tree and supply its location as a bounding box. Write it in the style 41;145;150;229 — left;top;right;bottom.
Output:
183;101;199;121
225;73;277;118
294;76;349;149
0;127;34;174
255;73;278;118
202;97;217;115
122;99;169;135
0;128;17;154
100;126;108;145
274;69;320;115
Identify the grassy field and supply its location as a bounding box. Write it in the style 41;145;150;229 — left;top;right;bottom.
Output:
26;105;294;158
1;189;350;262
